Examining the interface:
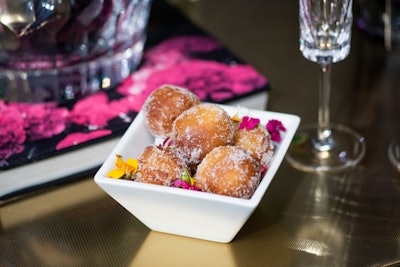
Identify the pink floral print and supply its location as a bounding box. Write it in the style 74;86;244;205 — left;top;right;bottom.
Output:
117;36;267;111
0;102;26;166
56;130;112;150
0;35;268;168
11;102;69;141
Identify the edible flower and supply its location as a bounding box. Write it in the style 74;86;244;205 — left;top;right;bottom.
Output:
173;180;201;191
159;137;175;149
231;113;241;123
266;119;286;142
260;165;269;174
107;154;138;179
173;169;201;191
239;116;260;130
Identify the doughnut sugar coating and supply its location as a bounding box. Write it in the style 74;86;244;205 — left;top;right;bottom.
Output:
234;123;273;166
136;145;188;186
143;84;200;138
172;103;235;170
195;146;261;199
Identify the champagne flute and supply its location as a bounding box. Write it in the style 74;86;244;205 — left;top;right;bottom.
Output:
286;0;366;172
389;138;400;171
385;0;400;171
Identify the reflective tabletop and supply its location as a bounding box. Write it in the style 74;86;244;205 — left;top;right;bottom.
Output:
2;1;400;266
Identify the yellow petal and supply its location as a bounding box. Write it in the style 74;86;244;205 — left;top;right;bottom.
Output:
232;114;241;122
115;154;124;168
189;176;196;186
126;158;139;172
107;169;125;179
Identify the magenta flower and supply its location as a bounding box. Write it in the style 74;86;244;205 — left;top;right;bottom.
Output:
239;116;260;130
266;119;286;142
173;180;201;191
172;168;201;191
158;137;175;149
260;165;269;174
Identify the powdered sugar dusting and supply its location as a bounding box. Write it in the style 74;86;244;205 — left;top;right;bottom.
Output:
137;145;188;186
195;146;261;199
234;123;273;166
172;103;235;170
143;85;200;138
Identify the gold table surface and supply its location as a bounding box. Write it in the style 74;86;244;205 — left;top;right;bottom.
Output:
2;1;400;266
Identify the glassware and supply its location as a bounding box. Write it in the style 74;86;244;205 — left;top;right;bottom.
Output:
385;0;400;171
0;0;151;103
388;137;400;171
286;0;366;172
356;0;400;50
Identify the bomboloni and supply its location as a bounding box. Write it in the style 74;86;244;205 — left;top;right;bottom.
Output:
195;146;261;199
172;103;235;170
234;123;273;167
143;84;200;138
136;145;188;186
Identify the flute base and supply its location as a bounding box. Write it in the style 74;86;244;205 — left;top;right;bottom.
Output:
388;137;400;172
286;123;366;172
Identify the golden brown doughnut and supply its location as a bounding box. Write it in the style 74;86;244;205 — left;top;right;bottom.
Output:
143;84;200;138
195;146;261;199
234;123;273;166
172;103;235;170
136;145;188;186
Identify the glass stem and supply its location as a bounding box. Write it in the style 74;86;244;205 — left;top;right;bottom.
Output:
317;60;332;147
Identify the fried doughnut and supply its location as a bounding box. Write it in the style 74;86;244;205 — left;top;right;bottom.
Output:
234;123;273;166
195;146;261;199
172;103;235;170
136;145;188;186
143;84;200;138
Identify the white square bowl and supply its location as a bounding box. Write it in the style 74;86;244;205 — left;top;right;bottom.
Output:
94;104;300;243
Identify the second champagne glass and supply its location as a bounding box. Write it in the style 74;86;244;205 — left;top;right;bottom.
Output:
286;0;366;172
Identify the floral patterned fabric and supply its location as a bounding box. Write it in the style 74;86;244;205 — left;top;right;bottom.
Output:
0;7;269;170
